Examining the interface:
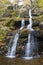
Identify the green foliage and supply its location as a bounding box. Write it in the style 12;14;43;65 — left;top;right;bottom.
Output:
0;0;8;4
0;8;6;15
0;29;7;42
5;19;15;27
37;0;43;10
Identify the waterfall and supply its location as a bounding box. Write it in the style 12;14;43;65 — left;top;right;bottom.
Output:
24;9;39;60
6;19;25;58
27;9;34;31
25;34;31;57
20;19;25;30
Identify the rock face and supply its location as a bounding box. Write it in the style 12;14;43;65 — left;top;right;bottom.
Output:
31;30;43;54
37;36;43;54
32;19;43;54
37;30;43;54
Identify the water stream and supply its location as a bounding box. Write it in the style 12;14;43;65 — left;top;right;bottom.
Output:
6;9;39;59
6;19;25;58
24;9;39;60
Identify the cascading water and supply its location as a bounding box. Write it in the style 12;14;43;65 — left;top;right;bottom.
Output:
20;19;25;30
27;9;33;31
6;19;25;58
24;9;39;60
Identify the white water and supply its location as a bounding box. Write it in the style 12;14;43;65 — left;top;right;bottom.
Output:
20;19;25;30
27;9;34;31
6;19;25;58
24;9;38;60
25;34;31;57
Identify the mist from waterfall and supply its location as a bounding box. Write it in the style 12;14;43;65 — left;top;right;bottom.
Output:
6;19;25;58
24;9;39;60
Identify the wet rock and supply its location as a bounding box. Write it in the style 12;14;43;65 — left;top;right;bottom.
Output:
32;22;39;27
31;30;43;38
13;20;29;29
38;41;43;54
30;31;40;37
25;21;29;26
18;38;27;45
37;33;43;54
39;22;43;30
14;21;21;29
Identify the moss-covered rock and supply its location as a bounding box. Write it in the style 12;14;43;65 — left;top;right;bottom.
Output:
33;26;40;31
20;28;30;38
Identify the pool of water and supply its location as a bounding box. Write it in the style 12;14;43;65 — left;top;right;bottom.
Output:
0;55;43;65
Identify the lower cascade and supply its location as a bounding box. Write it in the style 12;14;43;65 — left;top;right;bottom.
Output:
24;9;39;60
6;9;39;59
6;19;25;58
